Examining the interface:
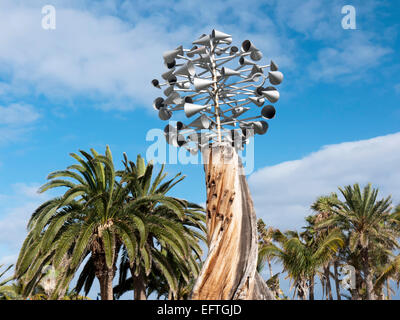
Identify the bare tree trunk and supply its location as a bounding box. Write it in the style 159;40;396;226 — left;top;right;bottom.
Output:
309;275;315;300
191;145;274;300
98;270;114;300
320;275;326;300
362;248;375;300
268;258;273;279
92;236;118;300
350;269;362;300
131;272;147;300
333;260;341;300
324;264;333;300
297;279;308;300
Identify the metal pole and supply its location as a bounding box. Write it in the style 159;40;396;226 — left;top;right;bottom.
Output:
210;40;222;144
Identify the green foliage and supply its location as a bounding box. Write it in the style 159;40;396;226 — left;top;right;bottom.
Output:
14;148;205;300
257;184;400;300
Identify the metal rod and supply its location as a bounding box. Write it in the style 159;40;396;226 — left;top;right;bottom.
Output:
210;39;222;144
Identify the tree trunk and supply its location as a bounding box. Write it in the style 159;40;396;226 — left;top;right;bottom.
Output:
350;269;362;300
386;280;391;300
297;279;308;300
92;236;118;300
268;258;273;279
132;272;147;300
324;264;333;300
191;145;274;300
309;275;315;300
333;260;341;300
362;248;375;300
98;270;114;300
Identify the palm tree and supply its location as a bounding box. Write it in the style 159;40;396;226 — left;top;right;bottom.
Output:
0;265;16;300
259;227;344;300
317;183;399;300
15;147;194;300
16;147;129;299
18;149;205;300
374;254;400;299
257;219;275;279
112;154;206;300
310;193;343;300
373;204;400;299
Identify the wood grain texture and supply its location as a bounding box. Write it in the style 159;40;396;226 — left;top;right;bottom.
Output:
191;145;274;300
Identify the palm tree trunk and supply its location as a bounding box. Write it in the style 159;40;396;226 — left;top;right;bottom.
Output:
320;275;325;300
386;280;391;300
93;252;115;300
309;275;315;300
298;279;308;300
191;145;274;300
324;264;333;300
350;269;362;300
132;272;147;300
268;258;273;279
92;238;118;300
361;248;375;300
98;269;114;300
333;260;341;300
376;287;384;300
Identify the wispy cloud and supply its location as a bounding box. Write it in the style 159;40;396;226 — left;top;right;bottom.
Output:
0;103;40;145
249;132;400;231
307;32;392;82
0;0;395;112
0;0;293;111
0;183;51;255
0;103;40;125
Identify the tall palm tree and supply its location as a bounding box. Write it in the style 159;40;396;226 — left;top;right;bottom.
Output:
16;147;131;299
59;153;205;300
16;147;205;300
113;154;206;300
317;183;398;300
374;254;400;299
257;219;275;279
260;228;344;300
16;147;193;301
373;204;400;299
310;193;343;300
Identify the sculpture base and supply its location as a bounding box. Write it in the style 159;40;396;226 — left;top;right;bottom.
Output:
191;145;274;300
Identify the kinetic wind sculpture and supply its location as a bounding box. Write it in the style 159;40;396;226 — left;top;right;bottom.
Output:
151;30;283;300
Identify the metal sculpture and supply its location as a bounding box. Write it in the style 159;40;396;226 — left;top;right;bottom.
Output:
151;30;283;300
151;29;283;154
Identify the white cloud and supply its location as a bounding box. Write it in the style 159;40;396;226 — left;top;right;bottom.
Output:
308;33;392;82
0;0;293;111
275;0;327;37
0;183;52;253
248;132;400;231
0;103;39;145
12;183;47;200
273;0;394;82
0;127;30;145
0;254;17;266
0;0;392;112
0;202;38;250
0;104;40;125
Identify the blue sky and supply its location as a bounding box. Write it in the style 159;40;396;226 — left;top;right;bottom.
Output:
0;0;399;299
